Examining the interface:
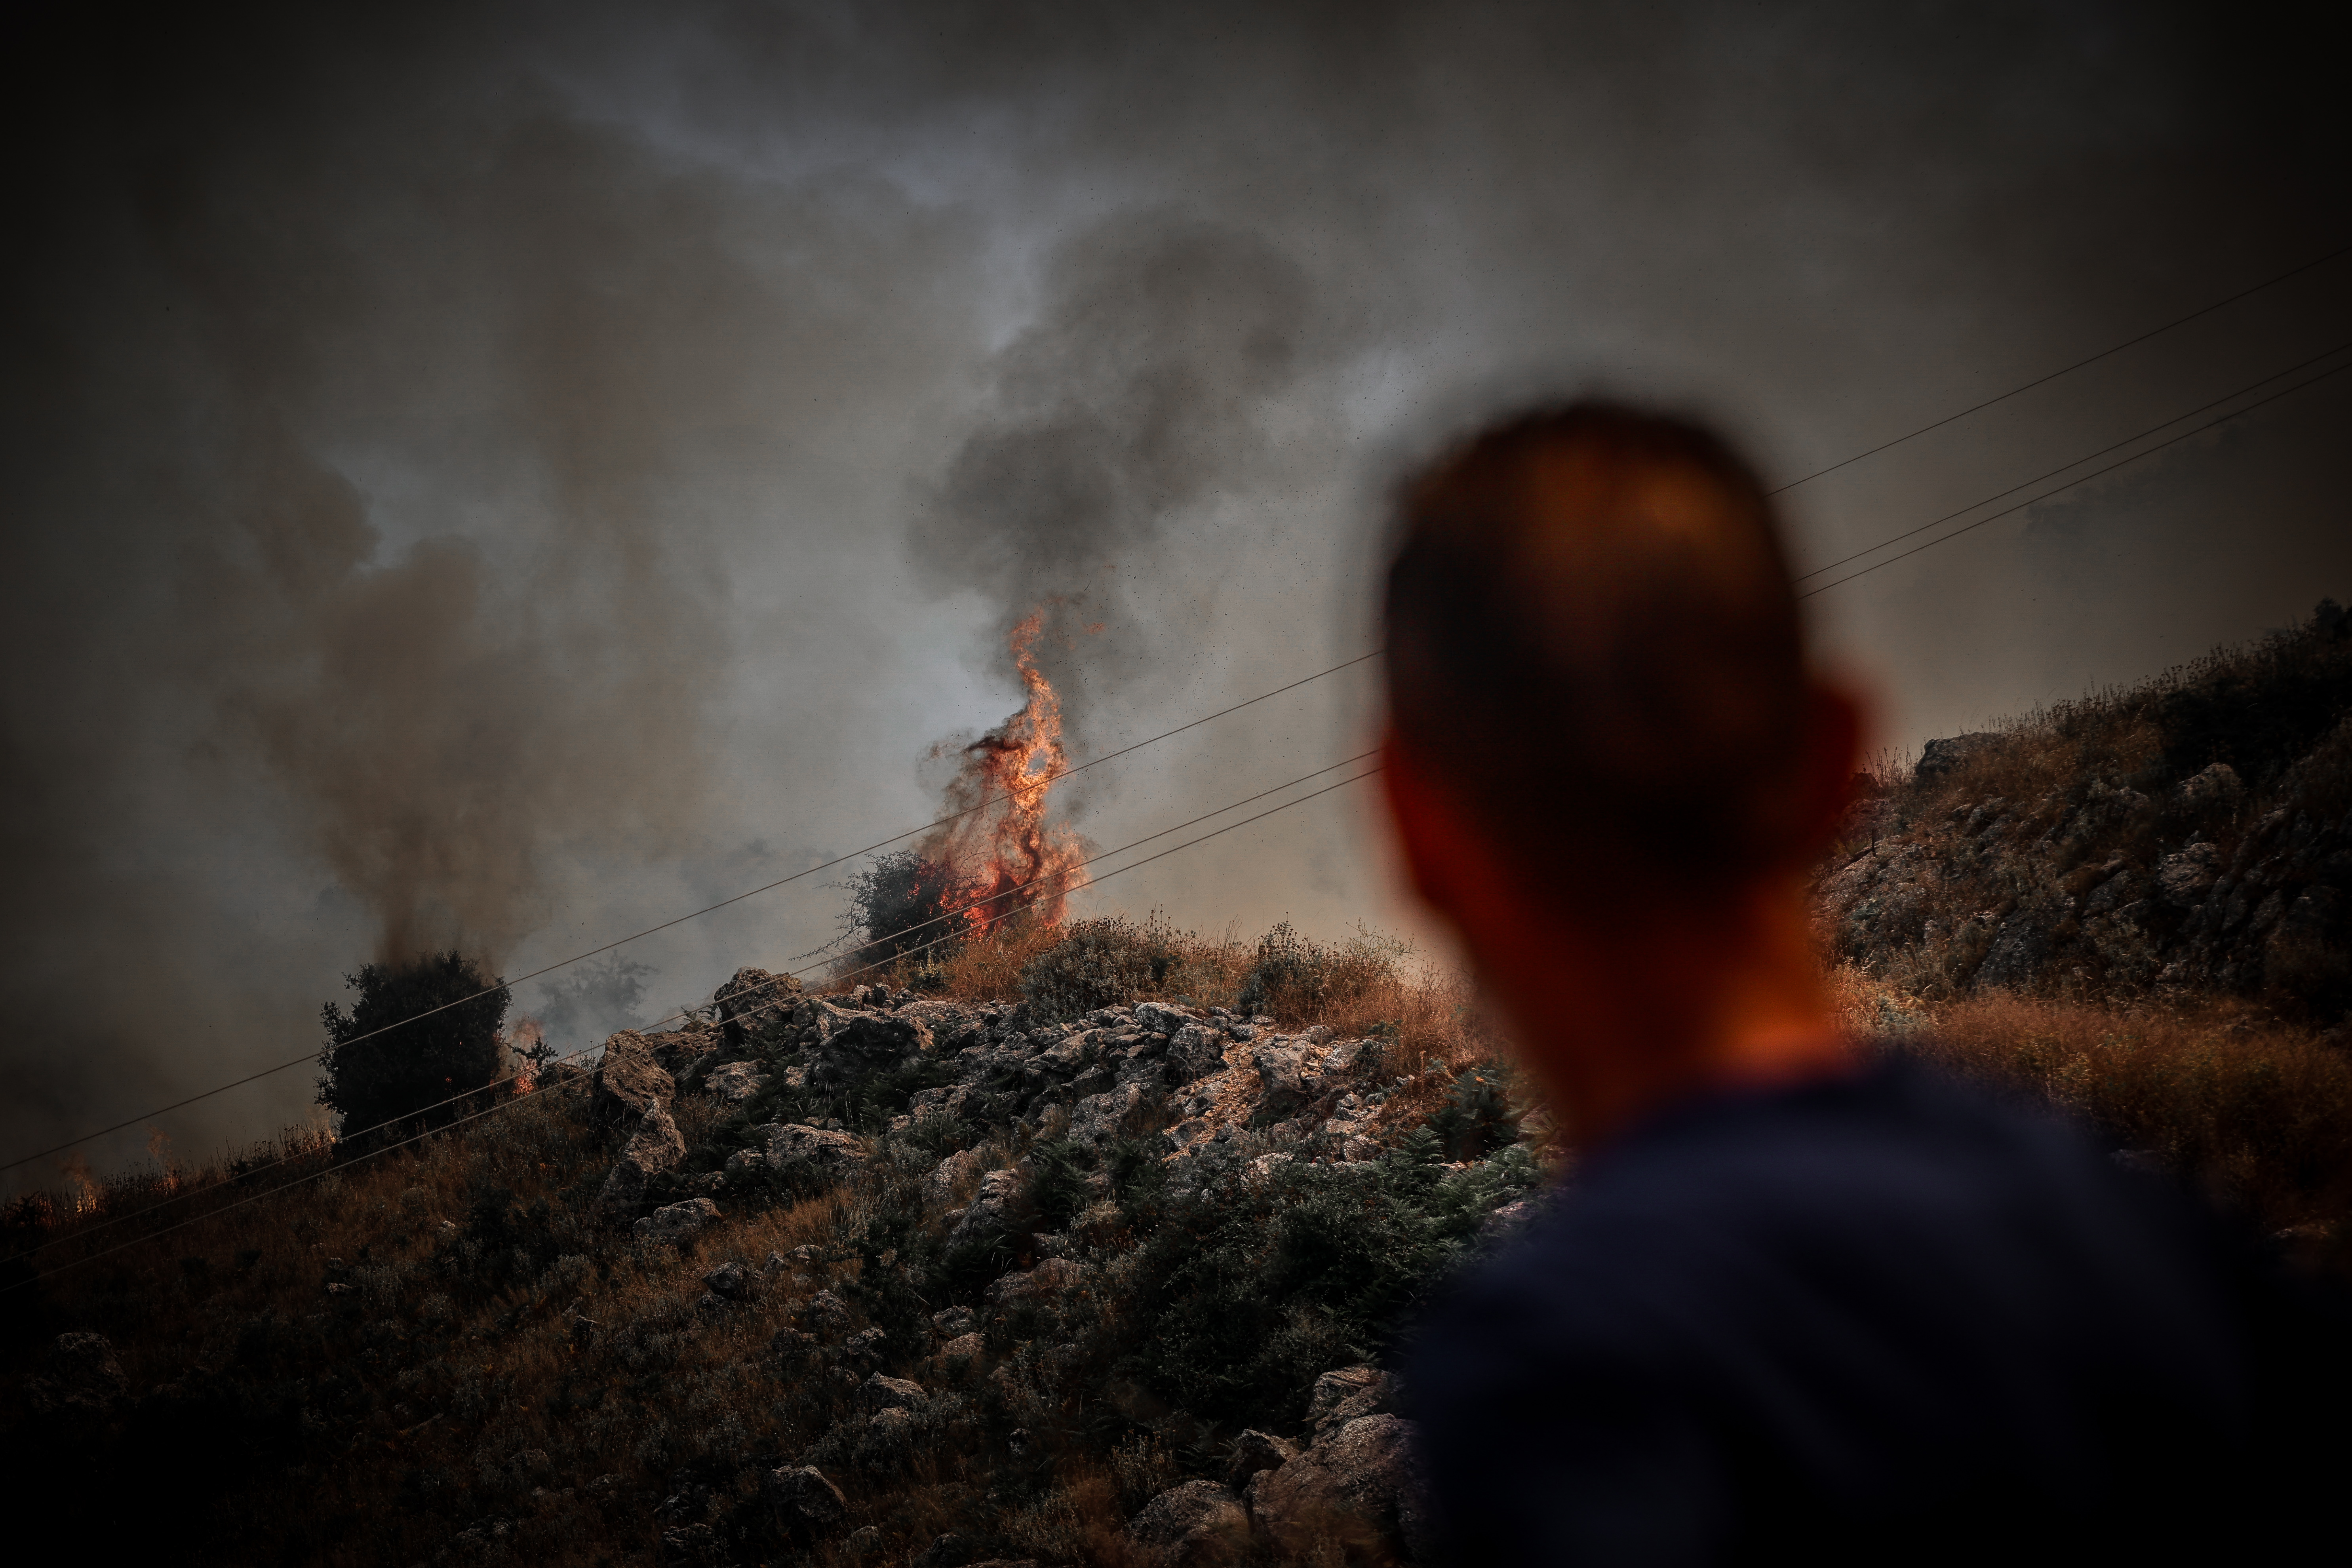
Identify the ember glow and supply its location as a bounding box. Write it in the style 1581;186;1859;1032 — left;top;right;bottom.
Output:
919;611;1090;938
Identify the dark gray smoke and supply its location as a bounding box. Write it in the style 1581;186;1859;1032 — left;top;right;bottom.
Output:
911;212;1337;720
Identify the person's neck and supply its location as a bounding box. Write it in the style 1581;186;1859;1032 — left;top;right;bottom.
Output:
1484;873;1857;1146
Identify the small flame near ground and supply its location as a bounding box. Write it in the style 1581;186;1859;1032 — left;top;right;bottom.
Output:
917;610;1090;939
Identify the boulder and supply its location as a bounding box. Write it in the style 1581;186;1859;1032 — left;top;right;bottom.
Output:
1308;1365;1397;1440
1914;731;1999;783
599;1102;688;1211
862;1372;928;1410
766;1465;847;1534
1166;1024;1230;1083
593;1031;675;1123
1128;1479;1249;1563
800;1290;853;1338
2178;762;2246;814
714;967;803;1046
757;1122;868;1176
1067;1081;1147;1148
985;1257;1084;1307
923;1147;989;1208
931;1304;976;1337
2156;843;2223;906
702;1260;748;1300
945;1168;1027;1249
1252;1413;1433;1564
1132;1000;1191;1035
804;1007;933;1087
934;1332;985;1364
703;1060;770;1105
633;1197;722;1246
1225;1428;1298;1490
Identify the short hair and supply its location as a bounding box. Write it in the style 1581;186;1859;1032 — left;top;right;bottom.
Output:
1383;400;1814;890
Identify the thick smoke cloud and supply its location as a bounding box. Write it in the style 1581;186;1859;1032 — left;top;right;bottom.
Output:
911;213;1335;720
3;0;2345;1188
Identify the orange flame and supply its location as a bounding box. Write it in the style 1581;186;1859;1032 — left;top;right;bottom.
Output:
921;611;1089;937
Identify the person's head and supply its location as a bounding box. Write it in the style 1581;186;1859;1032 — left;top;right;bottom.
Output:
1380;400;1861;1115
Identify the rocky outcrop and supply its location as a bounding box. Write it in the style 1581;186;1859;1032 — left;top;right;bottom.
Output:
633;1197;721;1245
754;1122;866;1176
1129;1479;1249;1564
599;1101;687;1212
1818;699;2352;1023
715;966;803;1047
592;1030;674;1123
766;1465;847;1535
1251;1411;1433;1564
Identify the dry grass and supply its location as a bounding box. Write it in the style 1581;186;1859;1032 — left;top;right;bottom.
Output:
1831;964;2352;1249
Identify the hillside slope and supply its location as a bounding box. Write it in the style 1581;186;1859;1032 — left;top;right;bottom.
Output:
2;938;1529;1567
1817;600;2352;1026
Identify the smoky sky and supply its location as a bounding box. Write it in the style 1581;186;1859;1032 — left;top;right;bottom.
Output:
3;0;2346;1188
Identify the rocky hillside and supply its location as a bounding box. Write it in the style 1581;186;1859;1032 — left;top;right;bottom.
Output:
1817;600;2352;1028
3;947;1536;1567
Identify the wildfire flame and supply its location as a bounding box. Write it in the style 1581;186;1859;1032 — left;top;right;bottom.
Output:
919;611;1089;938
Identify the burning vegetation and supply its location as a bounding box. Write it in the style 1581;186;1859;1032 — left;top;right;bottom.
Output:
844;613;1090;972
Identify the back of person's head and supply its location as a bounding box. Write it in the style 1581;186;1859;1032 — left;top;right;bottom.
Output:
1384;399;1825;897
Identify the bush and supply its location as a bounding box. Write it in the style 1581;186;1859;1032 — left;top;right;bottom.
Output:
1427;1063;1524;1160
1018;915;1184;1023
1236;921;1400;1023
317;951;510;1146
841;850;977;967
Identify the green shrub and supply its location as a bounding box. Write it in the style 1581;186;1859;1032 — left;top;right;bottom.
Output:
840;849;979;966
316;951;510;1146
1018;915;1183;1023
1427;1063;1523;1160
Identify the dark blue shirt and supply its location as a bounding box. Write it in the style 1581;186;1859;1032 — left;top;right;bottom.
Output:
1405;1054;2340;1564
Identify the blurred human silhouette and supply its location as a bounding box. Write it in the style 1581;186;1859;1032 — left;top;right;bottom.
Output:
1384;403;2344;1564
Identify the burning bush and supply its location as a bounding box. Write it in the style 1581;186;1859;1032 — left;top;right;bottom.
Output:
316;951;511;1147
841;850;977;967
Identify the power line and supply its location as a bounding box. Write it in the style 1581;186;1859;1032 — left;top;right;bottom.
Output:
1793;339;2352;584
0;651;1382;1174
1798;354;2352;600
9;762;1384;1289
18;751;1380;1255
781;749;1382;969
1765;241;2352;496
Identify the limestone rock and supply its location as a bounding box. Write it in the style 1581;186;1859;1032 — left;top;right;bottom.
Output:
2178;762;2246;814
714;967;802;1046
1308;1365;1397;1441
2156;843;2224;906
861;1372;927;1411
1914;731;1998;782
756;1122;868;1176
1252;1413;1433;1563
945;1168;1026;1249
1067;1081;1147;1147
592;1030;675;1123
633;1197;721;1246
1128;1479;1249;1563
703;1060;769;1105
985;1256;1083;1306
766;1465;847;1534
1225;1428;1298;1490
599;1102;687;1212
